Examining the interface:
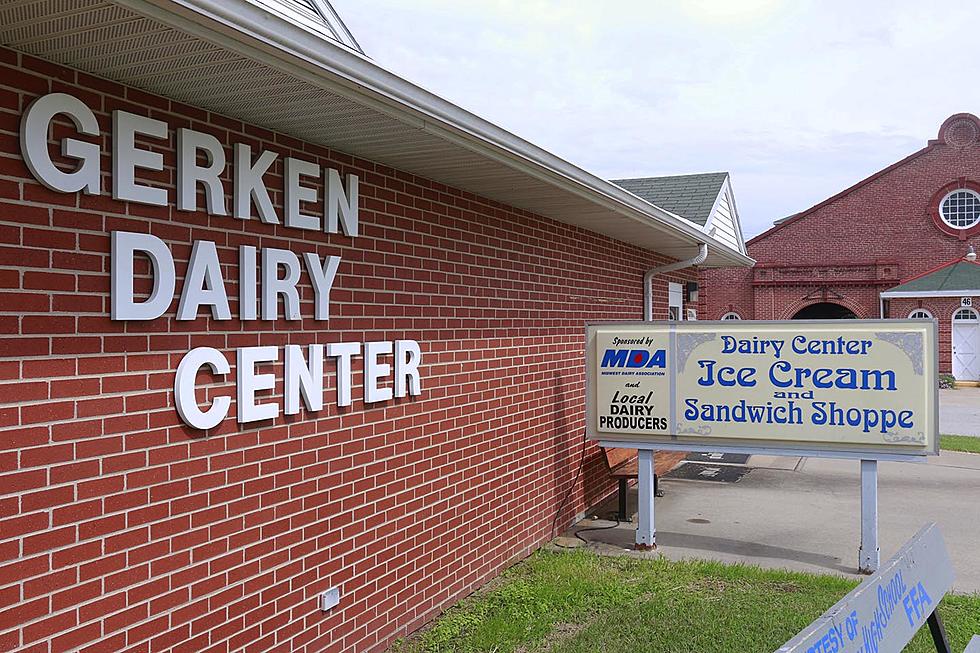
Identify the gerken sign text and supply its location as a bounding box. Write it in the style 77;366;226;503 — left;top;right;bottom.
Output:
20;92;423;429
586;320;938;458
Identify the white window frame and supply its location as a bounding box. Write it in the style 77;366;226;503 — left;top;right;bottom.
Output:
668;282;683;321
907;308;933;320
954;307;979;322
721;312;742;320
939;189;980;230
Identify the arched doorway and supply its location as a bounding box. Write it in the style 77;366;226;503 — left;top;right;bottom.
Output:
791;302;858;320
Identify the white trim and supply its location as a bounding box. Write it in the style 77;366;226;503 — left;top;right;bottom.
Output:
880;290;980;298
907;308;934;319
114;0;754;269
702;175;748;256
939;188;980;230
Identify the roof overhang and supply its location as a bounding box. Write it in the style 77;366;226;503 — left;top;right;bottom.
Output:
880;290;980;299
0;0;753;268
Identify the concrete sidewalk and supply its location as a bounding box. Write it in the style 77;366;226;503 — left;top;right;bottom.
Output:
940;387;980;436
564;451;980;593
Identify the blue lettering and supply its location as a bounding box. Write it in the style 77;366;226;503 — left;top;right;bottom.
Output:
601;349;628;367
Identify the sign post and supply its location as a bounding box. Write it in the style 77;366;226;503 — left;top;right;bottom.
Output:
779;523;954;653
585;320;939;563
636;449;656;549
859;459;879;573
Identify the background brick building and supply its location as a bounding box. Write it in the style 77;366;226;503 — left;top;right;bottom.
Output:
700;113;980;381
0;2;750;652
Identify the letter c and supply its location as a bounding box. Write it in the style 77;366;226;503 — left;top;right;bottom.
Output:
174;347;231;429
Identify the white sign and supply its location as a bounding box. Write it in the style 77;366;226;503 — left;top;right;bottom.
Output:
586;320;938;458
18;92;425;430
779;523;954;653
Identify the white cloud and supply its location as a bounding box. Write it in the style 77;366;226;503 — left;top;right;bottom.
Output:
334;0;980;237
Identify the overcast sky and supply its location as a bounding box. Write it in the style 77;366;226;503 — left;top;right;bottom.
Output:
333;0;980;238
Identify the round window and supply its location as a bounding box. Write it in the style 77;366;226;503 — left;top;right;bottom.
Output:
721;312;741;320
908;309;933;320
940;189;980;229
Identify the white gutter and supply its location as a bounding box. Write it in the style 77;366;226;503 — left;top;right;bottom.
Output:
880;290;980;298
116;0;754;269
643;243;709;321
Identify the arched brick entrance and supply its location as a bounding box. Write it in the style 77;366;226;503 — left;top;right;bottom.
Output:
791;301;858;319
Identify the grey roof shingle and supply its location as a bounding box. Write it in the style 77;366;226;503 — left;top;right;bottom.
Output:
610;172;728;226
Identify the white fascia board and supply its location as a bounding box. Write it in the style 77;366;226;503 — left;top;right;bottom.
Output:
116;0;754;269
725;177;748;256
880;290;980;298
700;175;747;257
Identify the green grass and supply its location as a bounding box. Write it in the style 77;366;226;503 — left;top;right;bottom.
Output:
392;550;980;653
941;434;980;453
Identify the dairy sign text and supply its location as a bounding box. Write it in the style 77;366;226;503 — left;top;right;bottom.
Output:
587;321;937;457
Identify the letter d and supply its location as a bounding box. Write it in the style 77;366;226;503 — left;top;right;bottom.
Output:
111;230;176;320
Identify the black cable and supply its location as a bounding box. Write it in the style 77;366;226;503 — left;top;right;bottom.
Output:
549;429;588;541
573;517;621;545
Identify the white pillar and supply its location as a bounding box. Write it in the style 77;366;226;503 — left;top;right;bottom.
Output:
636;449;656;550
858;459;879;573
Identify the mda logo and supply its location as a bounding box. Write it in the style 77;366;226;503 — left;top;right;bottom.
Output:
601;349;666;368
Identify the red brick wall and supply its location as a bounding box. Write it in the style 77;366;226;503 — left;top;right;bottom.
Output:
700;123;980;373
0;49;698;652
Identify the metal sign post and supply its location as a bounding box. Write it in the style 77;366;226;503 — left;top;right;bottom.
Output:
636;449;656;550
859;459;879;573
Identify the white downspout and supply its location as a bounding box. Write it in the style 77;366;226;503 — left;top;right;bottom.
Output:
643;243;709;321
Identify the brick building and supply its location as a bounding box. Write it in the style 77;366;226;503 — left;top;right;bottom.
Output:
700;113;980;381
0;1;750;652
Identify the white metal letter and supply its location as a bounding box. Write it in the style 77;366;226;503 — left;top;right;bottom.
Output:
112;110;168;206
237;346;279;423
261;247;301;320
111;230;176;320
327;342;360;407
285;344;324;415
284;157;320;231
176;240;231;320
174;347;231;429
325;169;358;237
20;93;101;195
239;245;258;321
303;252;341;320
176;128;227;215
394;340;422;397
233;143;279;223
364;341;393;403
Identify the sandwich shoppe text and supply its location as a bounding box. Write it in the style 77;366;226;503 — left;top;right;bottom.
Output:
19;92;424;429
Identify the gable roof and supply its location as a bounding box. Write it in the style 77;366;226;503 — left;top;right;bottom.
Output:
881;257;980;296
750;113;980;246
747;146;934;246
257;0;364;54
611;173;729;226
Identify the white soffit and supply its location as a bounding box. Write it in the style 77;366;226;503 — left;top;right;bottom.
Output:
0;0;752;268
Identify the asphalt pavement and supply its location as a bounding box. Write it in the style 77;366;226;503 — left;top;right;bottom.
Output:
940;387;980;436
564;451;980;593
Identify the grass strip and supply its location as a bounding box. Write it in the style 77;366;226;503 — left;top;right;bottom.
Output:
940;434;980;453
393;549;980;653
